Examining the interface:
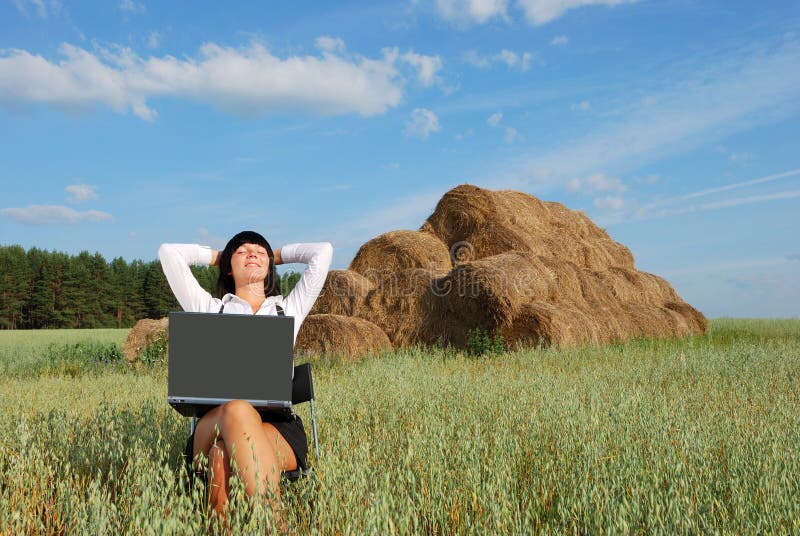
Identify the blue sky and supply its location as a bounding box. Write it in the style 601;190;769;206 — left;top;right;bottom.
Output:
1;0;798;318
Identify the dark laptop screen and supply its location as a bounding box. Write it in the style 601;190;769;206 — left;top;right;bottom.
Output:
168;312;294;402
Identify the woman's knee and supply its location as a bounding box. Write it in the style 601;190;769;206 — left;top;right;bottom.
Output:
219;399;261;423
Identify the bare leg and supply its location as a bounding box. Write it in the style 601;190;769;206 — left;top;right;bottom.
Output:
193;401;299;513
207;439;232;516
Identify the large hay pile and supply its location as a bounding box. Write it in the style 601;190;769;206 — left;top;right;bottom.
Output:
310;184;706;352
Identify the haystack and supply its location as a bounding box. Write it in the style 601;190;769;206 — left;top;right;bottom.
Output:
295;314;392;361
309;269;373;317
308;183;706;351
123;317;169;362
349;230;452;283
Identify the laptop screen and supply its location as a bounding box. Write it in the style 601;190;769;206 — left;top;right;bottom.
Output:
167;312;294;414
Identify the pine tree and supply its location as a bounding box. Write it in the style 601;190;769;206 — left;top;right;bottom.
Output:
0;246;32;329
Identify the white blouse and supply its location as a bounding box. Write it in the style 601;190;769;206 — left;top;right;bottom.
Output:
158;242;333;345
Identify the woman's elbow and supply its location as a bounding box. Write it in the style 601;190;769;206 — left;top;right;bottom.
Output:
158;243;171;261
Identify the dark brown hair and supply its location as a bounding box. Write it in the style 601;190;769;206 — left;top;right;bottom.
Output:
215;231;281;298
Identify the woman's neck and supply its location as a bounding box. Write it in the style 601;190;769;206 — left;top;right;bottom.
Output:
235;285;266;314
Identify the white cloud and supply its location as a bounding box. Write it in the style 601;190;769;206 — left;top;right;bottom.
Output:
435;0;509;26
487;112;503;126
649;190;800;219
651;168;800;205
146;31;161;50
383;162;401;170
518;0;639;26
593;196;625;211
13;0;61;19
520;52;533;71
550;35;569;46
1;205;113;225
567;173;626;194
315;36;346;54
463;49;534;71
571;100;591;111
497;49;518;67
400;51;443;87
65;183;98;203
119;0;145;13
504;126;518;143
462;50;491;69
0;40;419;120
405;108;441;139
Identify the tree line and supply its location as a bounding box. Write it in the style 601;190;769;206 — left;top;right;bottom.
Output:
0;245;301;330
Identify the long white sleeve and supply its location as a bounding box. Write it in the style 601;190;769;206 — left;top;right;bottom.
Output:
158;243;216;313
280;242;333;342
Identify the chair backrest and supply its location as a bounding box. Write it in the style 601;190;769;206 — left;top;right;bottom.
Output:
291;363;315;404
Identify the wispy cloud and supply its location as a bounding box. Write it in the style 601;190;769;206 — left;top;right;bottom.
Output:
567;173;625;194
432;0;635;27
652;190;800;218
145;31;161;49
509;36;800;189
463;49;533;71
12;0;62;19
666;168;800;203
65;183;98;203
591;168;800;225
518;0;639;26
119;0;145;14
1;205;113;225
434;0;509;27
405;108;441;139
550;35;569;46
0;39;441;120
400;51;443;87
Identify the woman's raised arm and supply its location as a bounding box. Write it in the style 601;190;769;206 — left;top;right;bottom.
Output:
279;242;333;342
158;243;217;312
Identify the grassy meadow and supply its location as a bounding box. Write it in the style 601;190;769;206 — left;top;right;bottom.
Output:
0;319;798;534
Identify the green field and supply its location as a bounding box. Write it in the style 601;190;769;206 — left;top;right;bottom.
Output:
1;319;798;534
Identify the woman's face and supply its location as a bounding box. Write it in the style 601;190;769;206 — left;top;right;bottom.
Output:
229;242;270;292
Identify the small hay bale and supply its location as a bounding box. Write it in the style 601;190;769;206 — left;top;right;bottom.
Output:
123;317;169;362
295;314;392;361
664;301;709;334
349;230;452;283
309;269;374;317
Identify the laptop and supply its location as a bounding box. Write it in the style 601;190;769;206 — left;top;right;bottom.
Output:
167;311;295;418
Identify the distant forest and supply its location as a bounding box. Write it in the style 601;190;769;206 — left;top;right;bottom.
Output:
0;245;301;329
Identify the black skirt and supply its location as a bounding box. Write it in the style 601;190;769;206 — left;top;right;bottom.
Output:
184;411;308;486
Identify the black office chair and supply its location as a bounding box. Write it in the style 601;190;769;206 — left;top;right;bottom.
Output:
188;363;319;480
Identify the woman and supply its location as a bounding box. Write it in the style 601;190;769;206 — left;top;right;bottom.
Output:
159;231;332;514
